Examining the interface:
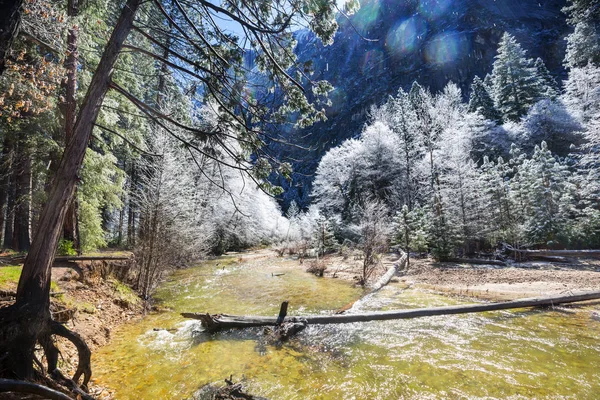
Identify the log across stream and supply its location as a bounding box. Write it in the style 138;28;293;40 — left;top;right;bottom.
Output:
182;290;600;332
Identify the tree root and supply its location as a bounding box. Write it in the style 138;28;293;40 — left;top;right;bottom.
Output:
49;320;92;390
0;302;94;399
0;378;73;400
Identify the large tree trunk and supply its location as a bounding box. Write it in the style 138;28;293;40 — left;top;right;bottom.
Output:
62;0;80;252
0;0;141;381
0;0;23;75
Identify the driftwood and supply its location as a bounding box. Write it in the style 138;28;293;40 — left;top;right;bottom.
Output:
182;290;600;332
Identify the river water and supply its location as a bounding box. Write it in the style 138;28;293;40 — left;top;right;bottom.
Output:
92;255;600;399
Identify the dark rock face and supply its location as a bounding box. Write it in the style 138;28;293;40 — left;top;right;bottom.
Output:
269;0;569;210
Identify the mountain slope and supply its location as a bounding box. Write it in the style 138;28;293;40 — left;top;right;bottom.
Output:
270;0;570;209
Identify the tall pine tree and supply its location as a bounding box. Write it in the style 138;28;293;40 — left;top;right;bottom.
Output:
490;33;542;121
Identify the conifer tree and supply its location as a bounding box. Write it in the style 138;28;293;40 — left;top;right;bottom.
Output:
490;33;542;121
519;141;574;246
534;58;559;99
395;204;429;266
565;21;600;69
312;215;337;257
468;76;502;122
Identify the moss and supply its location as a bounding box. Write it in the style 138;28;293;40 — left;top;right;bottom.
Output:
57;293;96;313
110;278;140;308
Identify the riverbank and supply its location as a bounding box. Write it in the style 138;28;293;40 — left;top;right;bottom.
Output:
286;250;600;302
0;257;144;396
399;257;600;301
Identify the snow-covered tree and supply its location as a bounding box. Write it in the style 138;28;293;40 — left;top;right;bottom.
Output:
384;88;423;209
518;141;576;246
565;21;600;69
534;58;560;99
520;99;583;156
358;200;391;284
490;33;543;121
394;204;429;262
468;76;502;122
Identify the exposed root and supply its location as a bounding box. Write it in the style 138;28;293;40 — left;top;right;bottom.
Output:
50;320;92;389
0;302;94;399
0;378;73;400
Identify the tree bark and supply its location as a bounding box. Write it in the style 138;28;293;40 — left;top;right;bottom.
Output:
0;135;13;245
12;135;31;251
2;173;14;249
62;0;80;251
0;0;141;380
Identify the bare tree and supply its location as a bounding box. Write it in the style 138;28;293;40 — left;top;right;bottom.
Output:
359;200;391;286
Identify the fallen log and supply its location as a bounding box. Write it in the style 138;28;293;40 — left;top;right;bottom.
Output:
182;290;600;332
369;252;407;292
502;245;600;258
448;258;506;266
0;255;133;264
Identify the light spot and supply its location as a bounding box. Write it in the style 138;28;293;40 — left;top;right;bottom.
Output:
424;31;469;66
385;17;428;55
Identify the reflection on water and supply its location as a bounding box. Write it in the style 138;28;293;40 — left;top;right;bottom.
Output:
93;256;600;399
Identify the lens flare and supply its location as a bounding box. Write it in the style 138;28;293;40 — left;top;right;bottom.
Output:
424;31;469;66
418;0;453;21
328;88;348;116
360;49;385;76
385;17;428;55
353;0;381;32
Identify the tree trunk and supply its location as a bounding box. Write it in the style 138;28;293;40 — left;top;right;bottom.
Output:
0;135;13;245
61;0;80;252
0;0;141;380
127;162;136;247
3;174;14;249
12;135;31;252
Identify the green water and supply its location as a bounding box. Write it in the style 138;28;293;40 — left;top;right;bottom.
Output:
93;255;600;399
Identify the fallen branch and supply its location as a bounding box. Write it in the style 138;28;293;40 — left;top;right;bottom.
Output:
182;290;600;332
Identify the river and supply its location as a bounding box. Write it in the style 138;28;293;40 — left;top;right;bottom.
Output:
92;253;600;399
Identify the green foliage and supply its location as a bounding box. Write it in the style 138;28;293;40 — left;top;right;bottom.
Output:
78;148;124;252
57;239;77;256
312;215;338;257
109;278;140;308
394;205;428;253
